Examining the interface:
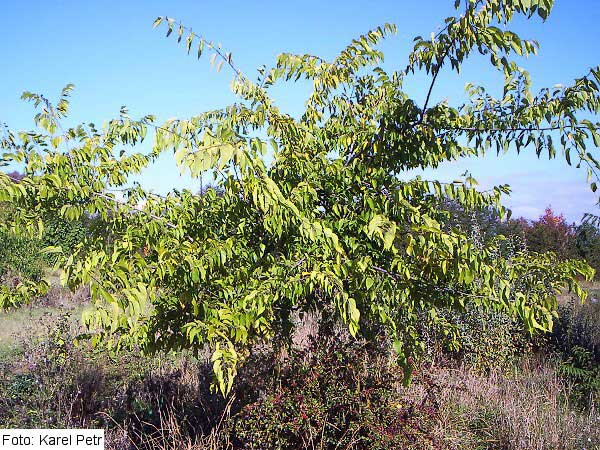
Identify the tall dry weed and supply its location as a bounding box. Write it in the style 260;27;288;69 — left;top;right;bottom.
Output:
434;357;598;449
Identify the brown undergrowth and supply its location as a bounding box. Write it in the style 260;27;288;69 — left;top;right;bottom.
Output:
0;306;597;449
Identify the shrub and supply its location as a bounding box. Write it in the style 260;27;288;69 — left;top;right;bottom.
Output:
416;302;536;375
0;311;165;428
0;229;43;282
1;306;597;449
40;215;87;265
524;208;578;260
5;0;599;394
575;223;600;280
550;299;600;407
232;336;442;450
452;306;534;373
0;309;231;449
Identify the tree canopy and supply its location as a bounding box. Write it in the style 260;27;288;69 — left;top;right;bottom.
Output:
1;0;599;393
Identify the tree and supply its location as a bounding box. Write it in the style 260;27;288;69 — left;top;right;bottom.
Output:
1;0;598;393
0;171;48;305
575;222;600;279
525;207;577;259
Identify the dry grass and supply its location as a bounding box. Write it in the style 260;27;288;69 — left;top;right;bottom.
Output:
0;284;89;354
2;286;597;449
100;354;598;450
433;357;599;450
104;399;235;450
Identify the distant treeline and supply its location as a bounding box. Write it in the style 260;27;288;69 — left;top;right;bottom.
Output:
446;203;600;279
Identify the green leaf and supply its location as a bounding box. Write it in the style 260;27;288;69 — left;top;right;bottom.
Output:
186;33;194;54
197;40;205;59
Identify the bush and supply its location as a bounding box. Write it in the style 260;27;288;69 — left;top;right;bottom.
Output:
417;303;535;374
575;223;600;280
40;215;87;265
550;299;600;407
453;307;534;373
523;208;578;260
0;309;230;449
1;306;596;449
232;336;442;450
0;312;157;427
0;229;44;282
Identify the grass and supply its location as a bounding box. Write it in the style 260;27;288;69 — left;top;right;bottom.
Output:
556;280;600;305
0;281;597;449
435;359;599;449
0;284;89;362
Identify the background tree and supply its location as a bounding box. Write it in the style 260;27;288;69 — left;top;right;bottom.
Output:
575;222;600;280
498;207;600;273
524;207;577;258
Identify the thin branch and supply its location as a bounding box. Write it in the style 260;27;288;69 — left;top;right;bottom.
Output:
420;44;453;123
161;17;244;78
433;124;600;133
372;265;399;280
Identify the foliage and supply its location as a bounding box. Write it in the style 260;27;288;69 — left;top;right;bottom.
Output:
0;310;215;432
498;207;576;257
0;311;90;427
232;337;441;450
418;213;536;371
443;202;503;243
1;0;599;393
0;228;43;281
524;207;577;259
40;215;87;265
0;294;597;448
550;299;600;406
0;221;48;308
432;304;534;373
552;299;600;363
0;187;43;283
0;184;88;307
557;345;600;407
575;222;600;279
499;207;600;278
1;306;596;449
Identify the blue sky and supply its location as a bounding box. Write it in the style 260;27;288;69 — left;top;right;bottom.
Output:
1;0;599;222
